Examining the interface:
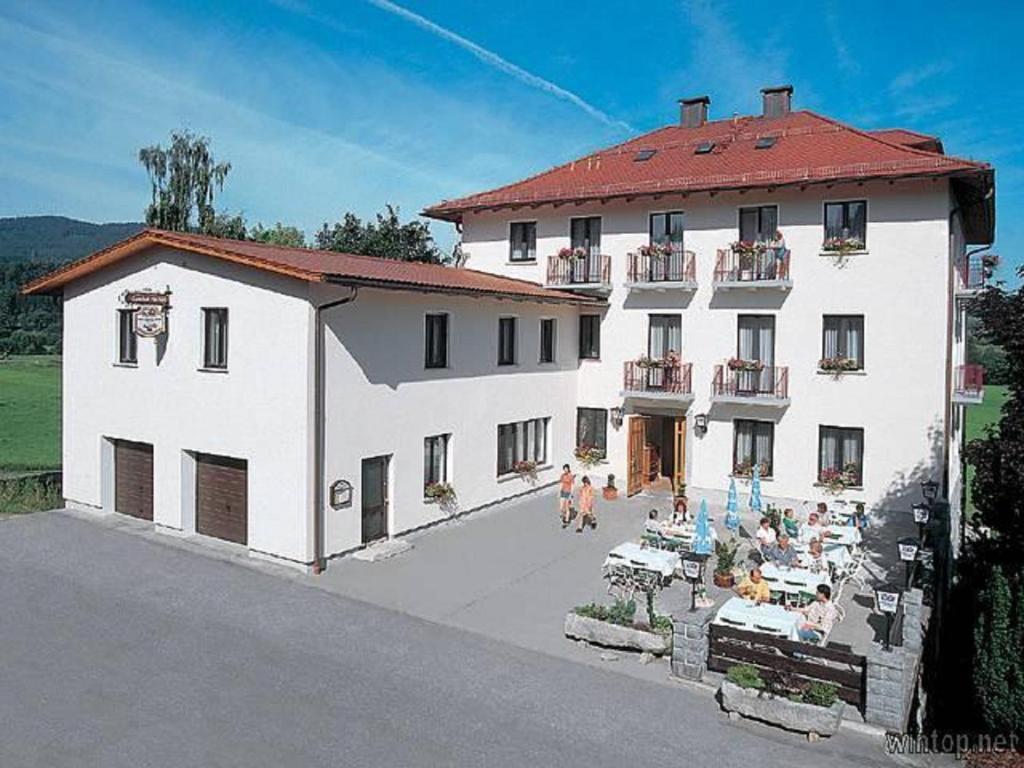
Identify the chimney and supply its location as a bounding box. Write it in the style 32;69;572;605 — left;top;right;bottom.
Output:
761;85;793;118
679;95;710;128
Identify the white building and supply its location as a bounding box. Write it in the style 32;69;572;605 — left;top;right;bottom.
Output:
26;86;994;568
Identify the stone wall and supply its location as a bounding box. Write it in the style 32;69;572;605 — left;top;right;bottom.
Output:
670;606;714;681
864;587;928;730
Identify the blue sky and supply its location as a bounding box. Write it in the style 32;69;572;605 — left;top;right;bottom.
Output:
0;0;1020;276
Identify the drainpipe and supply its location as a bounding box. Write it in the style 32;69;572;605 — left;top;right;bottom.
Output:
313;286;358;574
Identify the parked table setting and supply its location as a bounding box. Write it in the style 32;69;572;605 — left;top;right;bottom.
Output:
760;563;831;602
604;541;681;580
712;596;801;640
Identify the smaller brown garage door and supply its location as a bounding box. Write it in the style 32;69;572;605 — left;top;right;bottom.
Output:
196;454;248;545
114;440;153;520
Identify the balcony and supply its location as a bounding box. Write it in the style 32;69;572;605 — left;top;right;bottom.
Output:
625;249;697;291
621;358;693;405
953;364;985;405
545;252;611;294
711;363;790;406
713;245;792;290
955;255;993;298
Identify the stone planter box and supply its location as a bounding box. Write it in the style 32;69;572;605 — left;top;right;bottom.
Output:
718;680;845;738
564;613;670;655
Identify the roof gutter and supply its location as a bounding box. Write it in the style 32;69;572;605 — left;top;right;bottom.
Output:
322;275;604;306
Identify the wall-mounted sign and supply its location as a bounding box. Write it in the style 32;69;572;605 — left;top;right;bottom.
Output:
330;480;353;509
121;289;171;338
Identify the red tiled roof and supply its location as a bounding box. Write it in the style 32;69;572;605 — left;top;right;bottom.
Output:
868;128;943;154
21;229;602;304
423;110;987;221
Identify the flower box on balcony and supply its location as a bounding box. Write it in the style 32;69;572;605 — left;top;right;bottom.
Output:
818;356;860;375
727;358;764;372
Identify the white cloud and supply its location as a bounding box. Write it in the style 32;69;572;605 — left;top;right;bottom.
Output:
889;62;953;94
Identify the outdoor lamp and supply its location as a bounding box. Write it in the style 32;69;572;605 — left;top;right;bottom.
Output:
694;413;708;436
874;583;902;651
912;503;930;543
609;406;625;429
680;551;709;612
920;479;939;503
897;537;920;589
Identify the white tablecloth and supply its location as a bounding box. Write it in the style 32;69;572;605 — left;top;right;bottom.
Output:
760;564;831;596
713;597;801;640
821;525;861;547
604;542;681;579
794;542;852;569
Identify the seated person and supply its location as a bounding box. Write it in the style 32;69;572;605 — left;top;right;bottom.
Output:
816;501;831;526
765;534;798;567
802;539;829;574
734;567;771;604
782;507;800;538
670;497;690;525
797;584;839;643
799;512;828;544
852;501;870;530
644;508;662;534
755;516;777;553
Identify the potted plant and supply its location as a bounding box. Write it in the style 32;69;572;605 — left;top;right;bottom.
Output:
574;443;605;469
557;246;587;261
822;235;865;254
603;474;618;500
727;357;764;372
424;481;457;513
719;665;845;739
512;460;538;483
981;253;1000;278
818;356;859;377
638;242;672;260
818;462;860;494
713;537;740;588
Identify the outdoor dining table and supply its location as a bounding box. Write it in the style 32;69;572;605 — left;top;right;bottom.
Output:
822;525;861;547
760;563;832;598
660;521;718;542
603;541;681;580
712;596;801;640
794;541;852;569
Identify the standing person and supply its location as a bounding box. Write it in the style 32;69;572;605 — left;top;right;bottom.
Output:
576;476;597;533
558;464;575;528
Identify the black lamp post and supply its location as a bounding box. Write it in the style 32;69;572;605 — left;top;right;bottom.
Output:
911;503;930;544
681;551;709;611
920;479;939;505
897;537;920;589
874;583;902;651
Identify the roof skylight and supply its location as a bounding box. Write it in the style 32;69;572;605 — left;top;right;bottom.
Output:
694;141;715;155
634;149;657;162
755;136;778;149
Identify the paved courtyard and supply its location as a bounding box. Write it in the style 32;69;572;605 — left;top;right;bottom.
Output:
0;511;892;767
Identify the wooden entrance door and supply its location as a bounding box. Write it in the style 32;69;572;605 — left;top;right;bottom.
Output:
361;456;389;544
114;440;153;520
196;454;248;545
627;416;647;497
673;417;686;495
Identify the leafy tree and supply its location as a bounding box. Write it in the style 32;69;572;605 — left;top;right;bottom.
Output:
315;205;447;264
138;130;232;234
250;223;306;248
967;315;1008;385
972;566;1024;733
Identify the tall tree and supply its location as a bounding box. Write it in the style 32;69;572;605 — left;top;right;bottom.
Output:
250;223;306;248
315;205;447;264
138;130;232;234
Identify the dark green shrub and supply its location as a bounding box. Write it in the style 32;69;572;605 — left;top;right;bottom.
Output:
802;681;839;708
726;664;764;690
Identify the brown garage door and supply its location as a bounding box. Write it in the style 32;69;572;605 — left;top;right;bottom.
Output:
114;440;153;520
196;454;247;545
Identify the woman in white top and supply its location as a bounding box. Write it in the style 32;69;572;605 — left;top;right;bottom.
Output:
755;516;777;553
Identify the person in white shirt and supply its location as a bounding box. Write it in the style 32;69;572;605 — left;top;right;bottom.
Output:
755;516;777;555
797;584;839;643
801;539;829;575
799;512;828;544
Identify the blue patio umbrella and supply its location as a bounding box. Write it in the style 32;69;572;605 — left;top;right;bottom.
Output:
692;498;714;556
749;464;763;516
724;478;740;532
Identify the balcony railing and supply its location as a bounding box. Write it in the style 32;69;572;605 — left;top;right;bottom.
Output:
546;253;611;289
713;246;791;287
626;250;696;287
711;363;790;404
955;256;988;295
623;360;693;398
953;364;985;404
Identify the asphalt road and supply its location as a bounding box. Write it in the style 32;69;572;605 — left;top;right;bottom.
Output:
0;512;890;767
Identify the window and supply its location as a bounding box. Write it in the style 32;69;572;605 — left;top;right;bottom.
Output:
648;314;682;359
425;313;449;369
733;419;774;477
822;315;864;369
117;309;137;365
498;317;517;366
739;205;778;243
576;408;607;453
509;222;537;262
202;308;228;370
539;318;556;364
497;417;549;475
570;216;601;256
578;315;601;359
423;434;449;490
824;200;867;246
818;426;864;486
650;212;685;254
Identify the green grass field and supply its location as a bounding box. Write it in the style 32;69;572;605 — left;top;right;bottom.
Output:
965;384;1010;514
0;355;61;472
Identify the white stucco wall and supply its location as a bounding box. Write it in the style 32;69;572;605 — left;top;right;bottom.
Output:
61;246;316;565
458;178;955;512
318;285;581;557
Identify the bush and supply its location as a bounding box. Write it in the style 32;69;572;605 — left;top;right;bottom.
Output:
726;664;765;690
574;599;636;627
650;615;673;636
802;681;839;708
0;475;61;514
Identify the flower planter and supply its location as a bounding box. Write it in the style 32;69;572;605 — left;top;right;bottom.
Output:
563;613;670;655
713;572;735;589
718;680;845;738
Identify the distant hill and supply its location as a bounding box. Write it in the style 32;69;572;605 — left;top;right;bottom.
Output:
0;216;143;265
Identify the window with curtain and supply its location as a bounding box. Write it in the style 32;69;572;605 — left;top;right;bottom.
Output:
117;309;137;365
737;315;775;363
576;408;607;452
739;205;778;242
539;318;556;363
498;317;517;366
824;200;867;244
424;313;448;368
509;222;537;262
579;315;600;359
648;314;682;358
570;217;602;256
497;417;549;475
733;419;774;477
650;212;685;253
423;434;449;490
822;315;864;368
202;308;228;369
818;426;864;485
